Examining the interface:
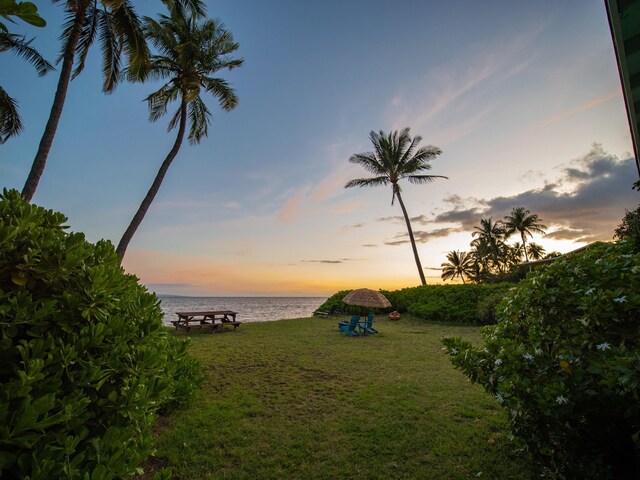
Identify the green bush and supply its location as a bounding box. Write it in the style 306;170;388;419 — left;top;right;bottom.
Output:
475;291;508;325
0;190;201;479
406;283;513;324
614;204;640;253
443;241;640;478
319;284;514;324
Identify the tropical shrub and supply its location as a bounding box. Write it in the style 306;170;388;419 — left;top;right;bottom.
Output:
406;283;514;324
614;204;640;253
475;291;507;325
0;190;201;479
443;241;640;478
319;284;514;324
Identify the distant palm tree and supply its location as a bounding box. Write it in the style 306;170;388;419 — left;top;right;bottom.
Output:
345;128;447;286
526;242;545;261
0;33;53;142
116;5;243;259
471;218;507;272
21;0;205;202
441;250;474;284
503;207;547;262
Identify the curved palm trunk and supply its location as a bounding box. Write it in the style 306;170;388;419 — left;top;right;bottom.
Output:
394;186;427;286
116;98;188;261
22;3;88;202
521;231;529;262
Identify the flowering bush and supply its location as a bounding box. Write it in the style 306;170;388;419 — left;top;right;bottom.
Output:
0;190;201;479
443;241;640;478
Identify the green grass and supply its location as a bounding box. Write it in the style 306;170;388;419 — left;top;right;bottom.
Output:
150;315;534;479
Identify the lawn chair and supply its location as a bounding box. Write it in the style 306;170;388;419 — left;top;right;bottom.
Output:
338;315;361;336
357;312;378;335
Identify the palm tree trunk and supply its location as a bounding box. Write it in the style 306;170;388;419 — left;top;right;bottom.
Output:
116;97;188;260
21;2;88;202
521;232;529;262
394;186;427;286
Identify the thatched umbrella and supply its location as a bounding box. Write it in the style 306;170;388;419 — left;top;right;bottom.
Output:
342;288;391;309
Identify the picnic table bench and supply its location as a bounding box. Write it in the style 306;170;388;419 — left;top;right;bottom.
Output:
171;310;241;334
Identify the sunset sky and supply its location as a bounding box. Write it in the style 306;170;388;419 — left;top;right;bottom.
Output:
2;0;639;296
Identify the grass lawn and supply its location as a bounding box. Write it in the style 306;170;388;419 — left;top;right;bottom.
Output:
149;315;534;479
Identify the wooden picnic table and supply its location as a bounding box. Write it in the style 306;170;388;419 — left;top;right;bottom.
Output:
171;310;241;333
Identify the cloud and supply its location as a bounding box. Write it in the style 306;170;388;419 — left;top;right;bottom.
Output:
362;243;377;247
277;190;307;224
534;90;620;130
432;144;638;243
301;258;355;264
225;201;242;210
384;227;464;246
388;23;546;143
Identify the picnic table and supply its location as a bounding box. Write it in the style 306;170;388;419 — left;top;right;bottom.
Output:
171;310;241;333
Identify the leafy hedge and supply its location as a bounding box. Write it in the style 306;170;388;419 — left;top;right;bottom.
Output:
443;241;640;478
0;190;201;479
317;283;515;324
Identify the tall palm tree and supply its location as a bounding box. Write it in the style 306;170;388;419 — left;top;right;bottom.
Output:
471;217;507;273
345;128;447;286
503;207;547;262
20;0;205;202
526;242;545;261
441;250;474;284
115;6;243;260
1;32;53;142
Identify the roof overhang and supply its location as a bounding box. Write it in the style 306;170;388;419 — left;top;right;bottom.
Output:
605;0;640;178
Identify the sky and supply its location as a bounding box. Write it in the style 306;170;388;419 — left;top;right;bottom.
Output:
2;0;639;297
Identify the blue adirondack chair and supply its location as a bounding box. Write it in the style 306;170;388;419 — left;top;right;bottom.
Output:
338;315;361;336
358;312;378;335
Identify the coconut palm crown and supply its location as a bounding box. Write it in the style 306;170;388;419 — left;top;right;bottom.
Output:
441;250;474;284
115;5;243;259
503;207;547;261
345;128;447;285
0;33;53;142
21;0;206;202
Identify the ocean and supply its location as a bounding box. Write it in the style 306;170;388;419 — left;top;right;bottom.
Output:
158;296;327;325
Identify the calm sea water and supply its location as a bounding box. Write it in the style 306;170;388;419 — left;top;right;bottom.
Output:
158;296;327;325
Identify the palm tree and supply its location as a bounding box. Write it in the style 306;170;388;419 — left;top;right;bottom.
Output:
345;128;447;286
441;250;474;284
471;217;507;273
20;0;205;202
526;242;545;261
503;207;547;262
1;33;53;142
115;6;243;260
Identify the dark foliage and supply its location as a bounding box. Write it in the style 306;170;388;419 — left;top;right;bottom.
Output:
443;241;640;478
0;190;201;479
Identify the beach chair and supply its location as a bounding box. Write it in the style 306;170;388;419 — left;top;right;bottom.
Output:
357;312;378;335
338;315;361;336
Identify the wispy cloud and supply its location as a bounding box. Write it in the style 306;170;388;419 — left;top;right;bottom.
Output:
533;90;620;130
388;23;546;144
384;227;464;246
301;258;355;264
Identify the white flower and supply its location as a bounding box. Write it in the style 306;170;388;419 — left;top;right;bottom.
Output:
450;348;459;355
523;353;534;361
495;393;504;404
613;296;627;303
585;287;595;295
494;358;503;366
597;342;611;351
556;395;569;405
